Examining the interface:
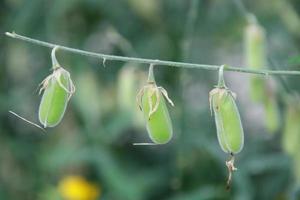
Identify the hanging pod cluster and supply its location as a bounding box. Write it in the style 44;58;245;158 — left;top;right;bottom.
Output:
136;65;174;144
38;47;75;128
209;66;244;188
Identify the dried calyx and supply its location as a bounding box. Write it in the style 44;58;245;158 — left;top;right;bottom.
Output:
209;65;236;115
39;46;75;99
136;64;174;120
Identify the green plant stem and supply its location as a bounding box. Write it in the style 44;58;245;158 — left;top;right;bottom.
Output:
51;46;60;70
147;64;155;83
218;65;227;88
5;31;300;76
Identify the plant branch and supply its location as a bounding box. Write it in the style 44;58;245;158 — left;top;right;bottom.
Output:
5;31;300;76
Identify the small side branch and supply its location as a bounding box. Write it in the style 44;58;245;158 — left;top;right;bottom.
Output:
9;111;45;132
5;32;300;76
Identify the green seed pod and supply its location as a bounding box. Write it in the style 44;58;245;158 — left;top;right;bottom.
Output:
245;21;266;70
39;67;74;128
117;64;137;112
38;47;75;128
245;21;279;134
137;65;174;144
264;94;280;133
210;88;244;154
117;63;147;128
245;21;267;102
282;99;300;156
141;85;173;144
74;69;102;125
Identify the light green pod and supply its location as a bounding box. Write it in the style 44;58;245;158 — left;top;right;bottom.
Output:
245;21;267;102
264;95;279;133
282;102;300;156
117;66;136;112
118;64;147;128
282;99;300;184
211;89;244;154
245;22;266;70
39;68;74;128
141;86;173;144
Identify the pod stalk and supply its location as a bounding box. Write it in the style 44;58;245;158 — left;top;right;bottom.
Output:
147;64;156;83
51;46;61;70
217;65;227;88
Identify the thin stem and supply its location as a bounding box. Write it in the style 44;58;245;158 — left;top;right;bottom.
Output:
182;0;199;61
132;143;160;146
5;32;300;76
51;46;60;69
217;65;227;88
147;64;155;83
9;111;45;132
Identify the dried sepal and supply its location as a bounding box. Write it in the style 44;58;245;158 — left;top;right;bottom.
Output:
147;87;154;119
39;67;75;99
230;91;237;100
136;83;174;120
136;85;145;111
148;89;160;120
209;88;219;115
158;87;174;107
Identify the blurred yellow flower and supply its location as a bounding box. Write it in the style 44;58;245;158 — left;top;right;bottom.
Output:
58;176;100;200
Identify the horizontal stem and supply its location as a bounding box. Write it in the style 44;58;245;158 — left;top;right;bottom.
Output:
5;31;300;76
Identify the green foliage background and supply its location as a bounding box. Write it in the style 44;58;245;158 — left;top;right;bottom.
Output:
1;0;300;199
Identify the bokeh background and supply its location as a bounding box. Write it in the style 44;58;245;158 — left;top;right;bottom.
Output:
1;0;300;199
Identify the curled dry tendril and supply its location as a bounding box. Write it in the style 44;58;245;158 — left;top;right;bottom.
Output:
136;82;174;120
39;67;76;101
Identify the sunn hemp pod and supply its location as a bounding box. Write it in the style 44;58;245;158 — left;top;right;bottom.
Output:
38;47;75;128
136;65;174;144
209;65;245;189
210;88;244;154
